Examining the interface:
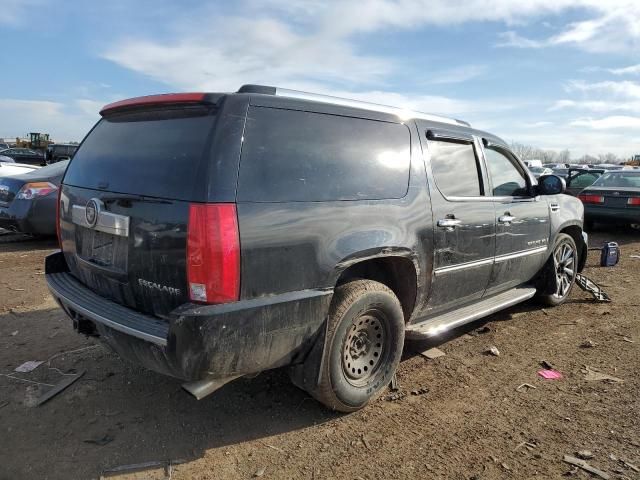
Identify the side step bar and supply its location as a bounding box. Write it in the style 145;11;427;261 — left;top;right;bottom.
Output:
406;287;537;339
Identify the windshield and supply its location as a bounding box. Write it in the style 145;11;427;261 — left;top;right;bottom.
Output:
591;172;640;188
530;167;543;173
64;106;217;200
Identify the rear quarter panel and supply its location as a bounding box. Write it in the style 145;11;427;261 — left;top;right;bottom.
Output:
237;121;433;319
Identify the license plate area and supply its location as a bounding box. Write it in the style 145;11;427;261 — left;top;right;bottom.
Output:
604;196;628;207
76;227;128;273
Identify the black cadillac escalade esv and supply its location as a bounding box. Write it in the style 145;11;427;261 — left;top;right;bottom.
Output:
46;85;587;411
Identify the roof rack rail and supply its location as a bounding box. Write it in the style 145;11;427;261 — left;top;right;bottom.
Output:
237;84;470;127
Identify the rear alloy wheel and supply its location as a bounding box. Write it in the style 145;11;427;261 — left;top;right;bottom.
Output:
538;233;578;306
311;279;404;412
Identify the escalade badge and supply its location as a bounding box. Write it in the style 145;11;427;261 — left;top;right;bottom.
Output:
85;198;100;227
138;278;181;296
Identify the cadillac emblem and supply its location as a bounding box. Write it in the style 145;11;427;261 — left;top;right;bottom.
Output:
85;199;100;227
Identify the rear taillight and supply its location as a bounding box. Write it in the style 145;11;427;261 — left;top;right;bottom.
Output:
578;194;604;204
627;197;640;206
187;203;240;304
15;182;58;200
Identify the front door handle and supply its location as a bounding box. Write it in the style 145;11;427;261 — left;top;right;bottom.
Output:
437;218;462;229
498;214;516;225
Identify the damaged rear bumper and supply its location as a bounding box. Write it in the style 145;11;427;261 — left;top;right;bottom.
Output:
45;251;332;382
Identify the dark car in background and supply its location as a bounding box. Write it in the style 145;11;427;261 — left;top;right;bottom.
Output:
45;144;78;164
565;169;604;196
0;143;9;150
552;167;570;180
578;170;640;229
0;148;45;166
0;160;68;236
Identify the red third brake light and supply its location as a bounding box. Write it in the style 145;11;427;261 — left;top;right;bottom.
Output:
187;204;240;304
578;194;605;204
100;93;207;115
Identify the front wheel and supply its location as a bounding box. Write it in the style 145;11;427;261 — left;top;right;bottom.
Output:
311;279;405;412
537;233;578;306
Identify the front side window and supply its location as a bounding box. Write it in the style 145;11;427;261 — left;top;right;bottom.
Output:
429;140;482;197
484;148;529;197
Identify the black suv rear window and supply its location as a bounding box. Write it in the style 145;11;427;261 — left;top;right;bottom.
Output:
64;106;216;201
238;107;410;202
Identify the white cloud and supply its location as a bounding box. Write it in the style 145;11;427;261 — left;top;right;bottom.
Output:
565;80;640;99
103;0;640;94
609;64;640;76
0;98;99;142
549;99;640;113
104;15;392;92
495;1;640;53
74;99;106;117
570;116;640;130
428;65;488;84
0;0;46;26
505;126;636;158
496;31;544;48
521;121;553;128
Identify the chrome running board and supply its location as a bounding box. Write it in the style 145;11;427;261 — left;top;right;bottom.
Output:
406;287;537;339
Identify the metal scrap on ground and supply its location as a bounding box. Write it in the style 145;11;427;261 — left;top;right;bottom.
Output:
34;370;85;406
563;455;610;479
485;346;500;356
419;347;446;359
582;366;624;383
575;273;611;302
14;361;43;373
100;459;188;478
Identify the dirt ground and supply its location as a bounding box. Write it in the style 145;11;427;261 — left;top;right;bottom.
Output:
0;228;638;480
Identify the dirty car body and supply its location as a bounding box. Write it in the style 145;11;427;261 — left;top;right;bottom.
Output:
46;86;588;409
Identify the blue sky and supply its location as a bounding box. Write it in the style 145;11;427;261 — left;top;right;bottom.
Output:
1;0;640;158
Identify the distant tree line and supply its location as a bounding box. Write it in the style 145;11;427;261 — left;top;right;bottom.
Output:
509;142;627;165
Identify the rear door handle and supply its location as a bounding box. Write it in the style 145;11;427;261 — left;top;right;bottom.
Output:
498;214;516;225
437;218;462;229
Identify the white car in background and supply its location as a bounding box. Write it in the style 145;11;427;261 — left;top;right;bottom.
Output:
0;156;39;176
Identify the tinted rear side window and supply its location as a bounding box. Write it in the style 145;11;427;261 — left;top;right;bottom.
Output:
429;140;482;197
64;106;216;201
238;107;410;202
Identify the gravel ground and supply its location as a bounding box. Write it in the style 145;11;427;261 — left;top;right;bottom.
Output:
0;227;638;480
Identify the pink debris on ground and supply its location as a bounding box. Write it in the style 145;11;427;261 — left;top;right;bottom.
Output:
537;369;563;380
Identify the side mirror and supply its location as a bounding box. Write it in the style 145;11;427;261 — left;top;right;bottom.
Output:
537;175;566;195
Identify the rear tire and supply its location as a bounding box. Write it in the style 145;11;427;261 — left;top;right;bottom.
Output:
311;280;404;412
536;233;578;306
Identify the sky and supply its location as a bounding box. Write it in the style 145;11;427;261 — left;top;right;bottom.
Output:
1;0;640;159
